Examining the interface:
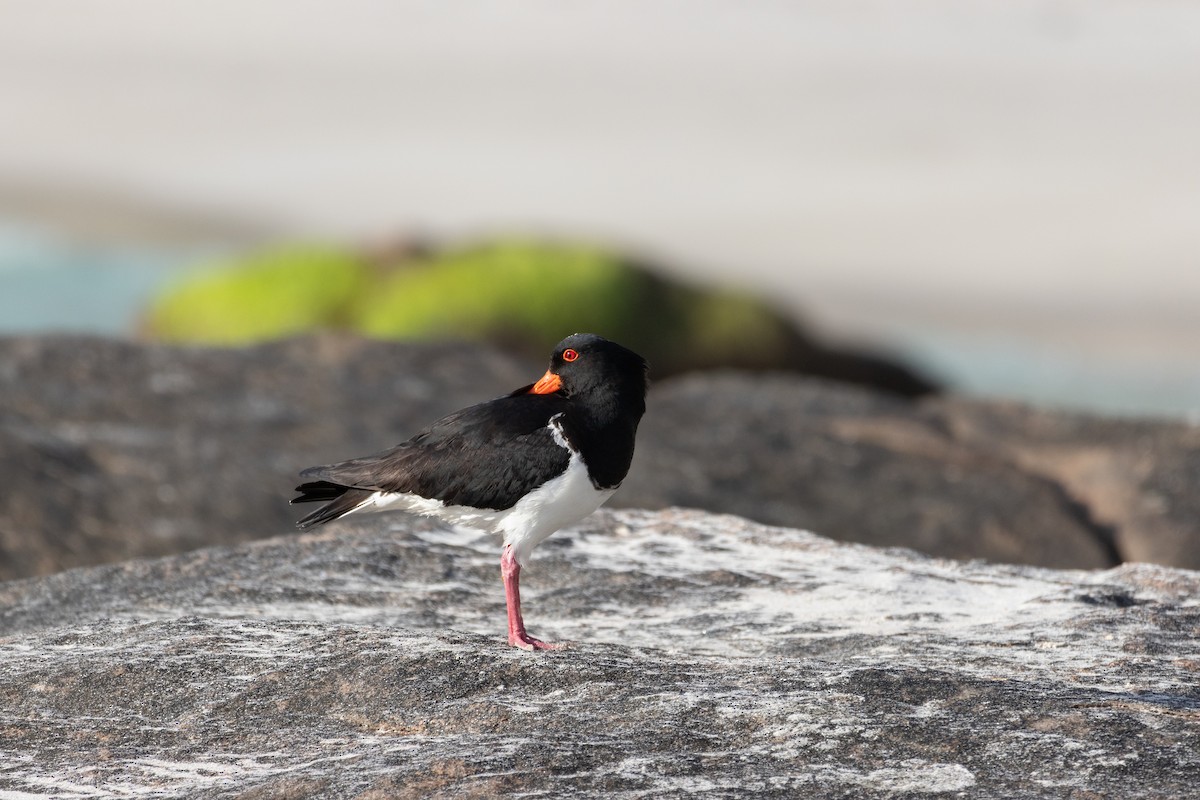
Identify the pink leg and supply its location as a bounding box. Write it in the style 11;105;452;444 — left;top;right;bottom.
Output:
501;545;562;651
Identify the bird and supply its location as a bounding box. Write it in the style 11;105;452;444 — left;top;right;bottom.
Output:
291;333;648;650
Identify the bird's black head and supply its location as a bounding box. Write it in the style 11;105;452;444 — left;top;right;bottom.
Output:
527;333;648;411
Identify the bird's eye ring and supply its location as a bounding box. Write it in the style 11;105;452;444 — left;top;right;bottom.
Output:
562;348;579;362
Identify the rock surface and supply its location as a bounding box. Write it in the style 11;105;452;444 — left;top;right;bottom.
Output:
0;508;1197;798
0;335;532;579
1;335;1198;580
624;374;1126;569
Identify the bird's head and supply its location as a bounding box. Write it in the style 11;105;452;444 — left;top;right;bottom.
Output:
526;334;648;407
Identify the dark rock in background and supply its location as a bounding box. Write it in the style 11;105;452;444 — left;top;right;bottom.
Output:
0;335;532;579
625;374;1121;569
1;335;1197;581
929;401;1200;571
0;509;1197;797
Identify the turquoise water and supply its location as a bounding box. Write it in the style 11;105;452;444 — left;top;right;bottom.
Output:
0;223;198;337
1;222;1195;421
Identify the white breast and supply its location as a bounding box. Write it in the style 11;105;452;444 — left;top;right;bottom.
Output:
497;437;615;566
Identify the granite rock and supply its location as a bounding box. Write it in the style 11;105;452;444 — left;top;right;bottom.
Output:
0;508;1197;797
625;374;1124;569
0;335;532;578
1;335;1197;580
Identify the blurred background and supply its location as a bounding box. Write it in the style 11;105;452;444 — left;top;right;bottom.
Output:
2;0;1198;419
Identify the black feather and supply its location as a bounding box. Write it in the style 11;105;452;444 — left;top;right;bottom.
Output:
295;486;373;529
290;333;649;530
291;394;572;528
291;480;349;504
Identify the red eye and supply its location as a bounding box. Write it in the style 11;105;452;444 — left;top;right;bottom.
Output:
562;348;579;362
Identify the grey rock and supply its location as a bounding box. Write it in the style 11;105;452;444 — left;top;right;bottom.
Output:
0;335;533;579
0;508;1197;798
927;399;1200;570
2;335;1198;580
626;374;1124;569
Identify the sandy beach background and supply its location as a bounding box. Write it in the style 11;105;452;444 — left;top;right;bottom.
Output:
2;0;1197;417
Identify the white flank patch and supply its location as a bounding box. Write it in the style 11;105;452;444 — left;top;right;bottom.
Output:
500;417;614;565
344;415;612;565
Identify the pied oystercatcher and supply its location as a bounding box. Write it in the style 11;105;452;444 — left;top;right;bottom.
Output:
291;333;648;650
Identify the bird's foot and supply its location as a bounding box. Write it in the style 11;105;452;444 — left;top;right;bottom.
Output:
508;631;566;651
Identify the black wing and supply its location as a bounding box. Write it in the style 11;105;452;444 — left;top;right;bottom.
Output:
293;394;572;521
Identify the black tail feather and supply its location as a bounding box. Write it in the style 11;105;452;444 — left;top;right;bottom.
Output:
292;481;373;530
292;480;350;504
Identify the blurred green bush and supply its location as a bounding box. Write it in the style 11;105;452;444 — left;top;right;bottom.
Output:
144;238;810;378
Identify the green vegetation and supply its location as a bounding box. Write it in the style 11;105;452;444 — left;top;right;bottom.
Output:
354;241;653;343
147;245;369;345
144;238;803;375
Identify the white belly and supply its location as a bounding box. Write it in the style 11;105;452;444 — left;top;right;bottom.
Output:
496;449;614;565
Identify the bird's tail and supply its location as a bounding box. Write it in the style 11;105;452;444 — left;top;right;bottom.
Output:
291;481;374;529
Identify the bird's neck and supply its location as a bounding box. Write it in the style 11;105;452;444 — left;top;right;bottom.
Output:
572;380;644;432
564;384;645;489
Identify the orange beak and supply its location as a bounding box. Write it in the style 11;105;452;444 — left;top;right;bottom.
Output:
528;370;563;395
